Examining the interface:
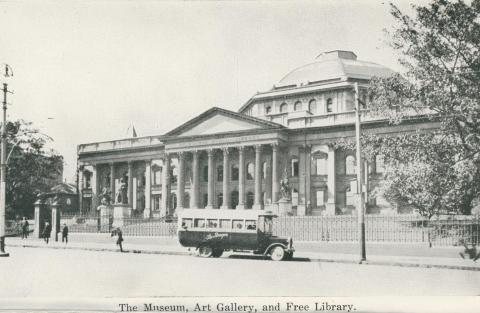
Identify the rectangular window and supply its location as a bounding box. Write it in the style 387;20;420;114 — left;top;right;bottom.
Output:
207;219;218;228
232;219;244;230
316;190;325;206
194;219;205;228
315;158;327;175
153;169;162;185
245;220;256;230
153;195;161;211
292;159;299;177
219;219;231;229
182;218;193;228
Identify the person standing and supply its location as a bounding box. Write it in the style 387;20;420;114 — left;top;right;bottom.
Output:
21;217;29;239
111;227;124;252
62;224;69;244
42;221;52;244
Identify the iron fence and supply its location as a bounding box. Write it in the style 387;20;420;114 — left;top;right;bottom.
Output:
58;212;480;246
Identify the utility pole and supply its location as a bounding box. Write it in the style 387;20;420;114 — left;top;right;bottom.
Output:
0;64;12;257
355;82;366;263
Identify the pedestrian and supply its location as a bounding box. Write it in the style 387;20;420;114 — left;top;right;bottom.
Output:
111;227;124;252
42;221;52;244
21;217;29;239
459;239;479;261
62;224;69;244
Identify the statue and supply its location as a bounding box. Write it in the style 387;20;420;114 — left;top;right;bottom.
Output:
99;187;111;206
279;167;291;200
115;174;128;204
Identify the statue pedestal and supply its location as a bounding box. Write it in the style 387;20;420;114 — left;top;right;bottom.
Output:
112;204;131;227
277;198;292;216
98;205;113;231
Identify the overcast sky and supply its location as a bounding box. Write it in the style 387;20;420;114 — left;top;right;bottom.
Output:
0;0;427;182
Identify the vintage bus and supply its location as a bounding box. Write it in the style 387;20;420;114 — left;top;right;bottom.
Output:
177;209;294;261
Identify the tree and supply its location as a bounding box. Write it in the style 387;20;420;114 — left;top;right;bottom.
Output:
4;120;63;219
344;0;480;217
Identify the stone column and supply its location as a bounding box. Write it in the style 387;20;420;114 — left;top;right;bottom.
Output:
34;199;43;238
253;145;262;210
51;200;59;242
161;154;170;217
272;144;279;203
127;162;133;210
297;147;307;216
144;160;152;218
177;152;185;212
206;149;215;209
110;163;115;202
91;164;98;211
191;150;199;209
221;148;230;209
78;167;84;213
237;146;246;210
326;145;336;215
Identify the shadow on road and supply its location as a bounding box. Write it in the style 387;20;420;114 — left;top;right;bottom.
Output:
227;254;311;262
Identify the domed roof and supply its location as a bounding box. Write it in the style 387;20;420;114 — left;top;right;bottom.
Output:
276;50;395;88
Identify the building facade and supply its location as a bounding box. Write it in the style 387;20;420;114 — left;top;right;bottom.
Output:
77;50;438;218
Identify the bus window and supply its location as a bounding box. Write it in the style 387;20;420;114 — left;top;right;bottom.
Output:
182;218;193;228
219;219;231;229
232;219;243;230
245;220;256;230
207;219;218;228
258;216;273;234
194;219;206;228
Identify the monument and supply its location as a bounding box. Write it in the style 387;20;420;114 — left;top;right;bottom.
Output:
277;168;292;216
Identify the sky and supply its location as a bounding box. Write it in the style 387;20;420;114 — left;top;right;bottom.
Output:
0;0;428;183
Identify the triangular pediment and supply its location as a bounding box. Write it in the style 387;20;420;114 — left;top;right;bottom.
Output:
165;107;284;137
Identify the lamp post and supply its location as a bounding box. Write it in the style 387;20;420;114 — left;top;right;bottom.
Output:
354;82;366;263
0;66;12;257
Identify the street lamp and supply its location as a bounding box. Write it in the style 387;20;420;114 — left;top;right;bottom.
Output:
0;64;13;257
354;82;366;263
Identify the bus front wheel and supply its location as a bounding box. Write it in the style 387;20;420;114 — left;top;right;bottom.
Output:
198;246;213;258
269;246;285;261
212;248;223;258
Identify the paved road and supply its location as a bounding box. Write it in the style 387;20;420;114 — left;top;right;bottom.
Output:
1;247;479;298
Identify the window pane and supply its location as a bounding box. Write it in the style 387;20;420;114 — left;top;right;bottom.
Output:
232;219;243;229
207;219;218;228
182;218;193;228
219;219;231;229
316;158;327;175
245;220;257;230
194;219;205;228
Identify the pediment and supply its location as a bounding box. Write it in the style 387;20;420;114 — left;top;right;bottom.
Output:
166;107;283;137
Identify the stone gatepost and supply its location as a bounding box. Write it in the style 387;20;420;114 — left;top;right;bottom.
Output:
98;205;113;232
50;200;60;242
112;204;130;227
34;199;44;238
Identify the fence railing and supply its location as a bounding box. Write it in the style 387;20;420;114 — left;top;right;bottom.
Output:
58;213;480;246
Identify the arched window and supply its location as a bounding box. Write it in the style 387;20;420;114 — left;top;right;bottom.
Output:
346;155;356;175
247;163;255;180
309;99;317;114
326;98;333;113
203;166;208;182
184;192;190;209
231;164;239;181
265;106;272;115
294;101;302;111
230;191;239;209
217;165;223;182
246;191;254;209
291;158;299;177
217;193;223;208
280;102;287;113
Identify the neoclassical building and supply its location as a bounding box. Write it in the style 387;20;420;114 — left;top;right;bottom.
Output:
77;50;437;218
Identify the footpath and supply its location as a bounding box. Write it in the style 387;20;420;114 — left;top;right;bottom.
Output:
6;233;480;271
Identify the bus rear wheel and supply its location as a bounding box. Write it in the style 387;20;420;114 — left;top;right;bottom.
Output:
212;248;224;258
198;246;213;258
269;246;285;261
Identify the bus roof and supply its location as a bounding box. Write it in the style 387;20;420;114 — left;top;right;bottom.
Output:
178;209;277;220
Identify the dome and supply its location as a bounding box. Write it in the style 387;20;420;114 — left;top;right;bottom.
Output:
276;50;395;88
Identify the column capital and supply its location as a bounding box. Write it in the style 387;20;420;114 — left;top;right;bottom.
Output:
127;161;133;166
207;149;215;157
222;147;230;155
237;146;246;153
271;143;279;151
254;144;262;152
177;151;185;161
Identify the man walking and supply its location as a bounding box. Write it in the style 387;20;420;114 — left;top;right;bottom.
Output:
42;221;52;244
62;224;69;244
21;217;29;239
